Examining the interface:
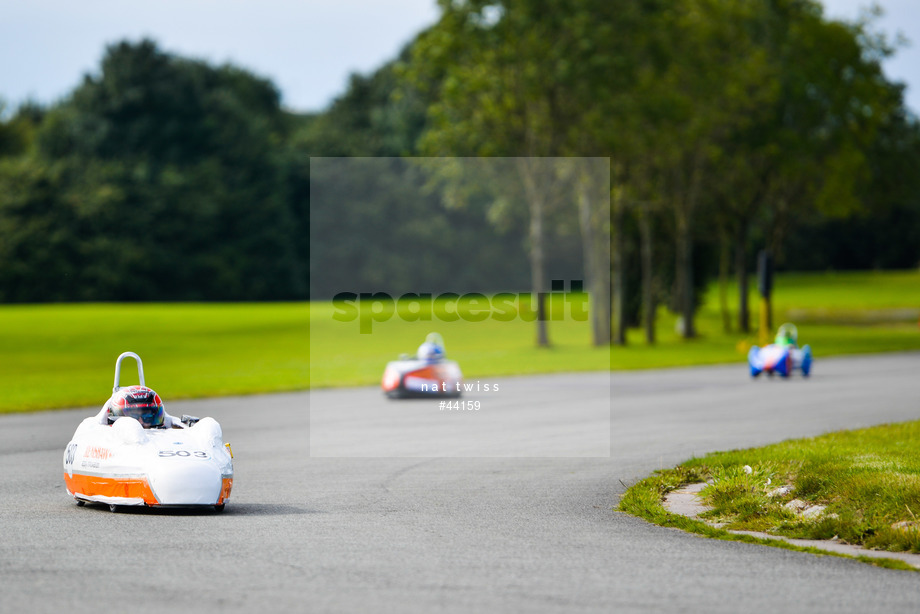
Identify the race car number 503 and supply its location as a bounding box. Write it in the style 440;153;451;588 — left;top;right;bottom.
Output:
158;450;210;459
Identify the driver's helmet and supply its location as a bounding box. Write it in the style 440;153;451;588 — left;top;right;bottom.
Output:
417;341;445;362
417;333;446;362
774;323;798;347
106;386;165;428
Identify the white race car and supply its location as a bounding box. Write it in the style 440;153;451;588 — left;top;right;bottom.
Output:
63;352;233;512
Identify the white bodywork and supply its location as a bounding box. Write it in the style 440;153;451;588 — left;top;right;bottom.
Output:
63;414;233;507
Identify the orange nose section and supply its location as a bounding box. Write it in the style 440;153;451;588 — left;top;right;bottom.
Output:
218;477;233;505
64;472;159;504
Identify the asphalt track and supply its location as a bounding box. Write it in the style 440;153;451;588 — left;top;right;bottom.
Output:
2;352;920;613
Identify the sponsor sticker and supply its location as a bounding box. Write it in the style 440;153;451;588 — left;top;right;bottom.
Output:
83;446;113;460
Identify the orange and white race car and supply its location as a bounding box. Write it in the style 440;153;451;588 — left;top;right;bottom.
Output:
63;352;233;512
381;333;463;399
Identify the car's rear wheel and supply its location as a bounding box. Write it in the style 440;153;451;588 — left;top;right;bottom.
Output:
109;504;119;513
214;504;226;513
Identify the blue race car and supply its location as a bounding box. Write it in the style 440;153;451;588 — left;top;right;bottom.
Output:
748;323;812;378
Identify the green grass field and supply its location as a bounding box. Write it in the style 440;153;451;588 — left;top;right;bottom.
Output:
1;270;918;412
307;296;611;388
768;270;920;310
0;303;309;412
619;419;920;567
637;269;920;367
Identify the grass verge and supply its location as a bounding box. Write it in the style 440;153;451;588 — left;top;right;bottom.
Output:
619;420;920;571
309;269;920;386
0;303;310;412
1;270;918;412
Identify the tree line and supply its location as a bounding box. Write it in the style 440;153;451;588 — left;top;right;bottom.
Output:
1;0;919;347
0;40;307;301
401;0;920;342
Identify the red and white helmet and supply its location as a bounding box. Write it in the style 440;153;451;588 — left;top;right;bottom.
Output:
107;385;165;428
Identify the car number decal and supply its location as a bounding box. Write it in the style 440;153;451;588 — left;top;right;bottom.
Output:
64;443;78;468
158;450;210;459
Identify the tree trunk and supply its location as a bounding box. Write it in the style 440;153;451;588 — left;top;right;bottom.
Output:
519;158;550;347
675;212;696;339
638;203;655;345
577;169;611;346
674;149;704;340
611;187;627;345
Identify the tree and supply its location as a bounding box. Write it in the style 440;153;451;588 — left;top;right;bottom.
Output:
709;0;902;331
407;0;619;347
0;39;307;301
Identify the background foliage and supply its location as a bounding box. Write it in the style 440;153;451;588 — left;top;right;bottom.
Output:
1;1;918;339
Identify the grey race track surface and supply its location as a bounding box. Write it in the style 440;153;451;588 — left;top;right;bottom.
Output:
2;352;920;613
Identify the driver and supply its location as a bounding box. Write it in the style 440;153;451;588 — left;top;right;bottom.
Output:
97;385;184;429
774;323;798;348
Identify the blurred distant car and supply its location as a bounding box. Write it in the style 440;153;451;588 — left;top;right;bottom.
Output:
748;323;812;378
382;332;463;398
